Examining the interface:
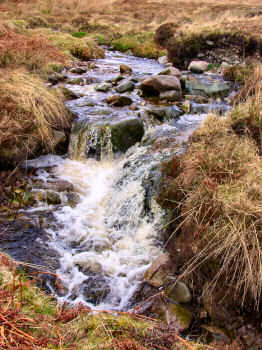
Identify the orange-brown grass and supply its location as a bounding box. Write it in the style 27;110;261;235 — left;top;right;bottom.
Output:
0;69;71;165
159;66;262;308
0;23;68;73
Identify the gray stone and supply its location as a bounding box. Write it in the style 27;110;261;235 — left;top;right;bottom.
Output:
188;60;209;73
158;67;181;78
120;64;132;74
165;280;192;304
70;67;87;74
141;75;181;96
144;253;170;287
95;83;112;92
116;81;135;93
159;90;181;102
106;95;133;107
158;55;169;65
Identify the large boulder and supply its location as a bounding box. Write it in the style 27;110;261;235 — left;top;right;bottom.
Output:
69;116;144;159
188;60;209;74
70;67;87;74
141;75;181;97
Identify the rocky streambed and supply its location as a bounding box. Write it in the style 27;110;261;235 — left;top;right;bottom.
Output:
0;50;235;329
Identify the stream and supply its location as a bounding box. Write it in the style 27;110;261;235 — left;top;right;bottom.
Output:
0;50;233;311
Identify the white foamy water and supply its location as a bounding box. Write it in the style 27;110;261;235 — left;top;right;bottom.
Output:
42;149;163;310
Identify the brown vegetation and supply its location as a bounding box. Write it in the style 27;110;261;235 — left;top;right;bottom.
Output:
0;69;72;165
158;65;262;309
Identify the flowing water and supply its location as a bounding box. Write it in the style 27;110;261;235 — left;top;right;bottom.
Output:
5;50;232;310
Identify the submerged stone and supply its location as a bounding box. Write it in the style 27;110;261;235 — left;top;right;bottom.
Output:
185;75;230;97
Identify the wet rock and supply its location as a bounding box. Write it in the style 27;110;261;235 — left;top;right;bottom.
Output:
95;83;112;92
0;219;61;292
181;100;191;113
158;67;181;78
165;280;192;304
106;95;133;107
116;81;135;93
70;67;87;74
89;62;96;69
67;78;85;85
52;130;66;148
185;94;209;104
165;303;193;331
69;116;144;158
144;253;171;287
46;191;61;205
158;55;169;65
34;179;74;193
145;106;183;122
188;60;209;74
201;324;231;344
159;90;181;102
113;75;125;83
82;275;110;304
129;105;139;111
141;75;181;97
66;192;80;207
120;64;132;74
185;75;230;97
75;258;103;275
60;87;78;100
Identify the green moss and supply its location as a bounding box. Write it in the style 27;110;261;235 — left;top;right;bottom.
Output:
72;31;87;38
48;63;64;73
112;32;166;58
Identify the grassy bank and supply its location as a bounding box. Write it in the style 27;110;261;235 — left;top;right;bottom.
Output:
159;65;262;309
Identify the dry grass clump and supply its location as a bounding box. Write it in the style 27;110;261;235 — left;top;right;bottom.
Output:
159;67;262;308
0;69;71;164
0;22;69;73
